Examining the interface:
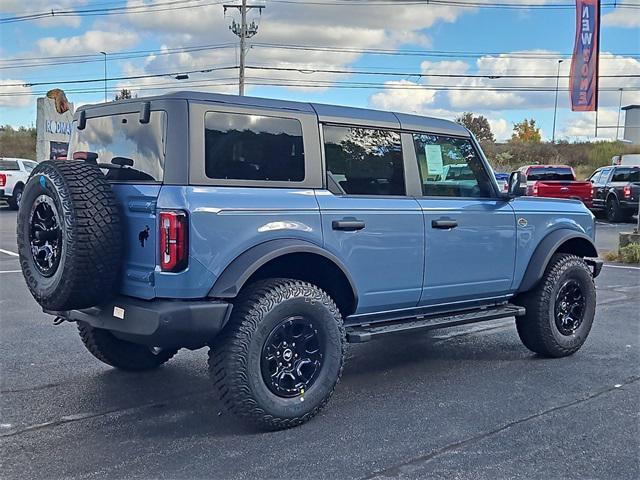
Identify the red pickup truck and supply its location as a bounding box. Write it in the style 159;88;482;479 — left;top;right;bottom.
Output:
519;165;592;207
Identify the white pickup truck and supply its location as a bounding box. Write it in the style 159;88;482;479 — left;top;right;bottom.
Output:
0;158;38;210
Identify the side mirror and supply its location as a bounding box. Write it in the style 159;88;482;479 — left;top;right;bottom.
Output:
508;171;527;197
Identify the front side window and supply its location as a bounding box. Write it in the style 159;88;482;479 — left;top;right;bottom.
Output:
413;134;493;198
23;161;37;173
612;167;639;183
588;170;602;184
324;125;404;196
204;112;304;182
69;111;166;182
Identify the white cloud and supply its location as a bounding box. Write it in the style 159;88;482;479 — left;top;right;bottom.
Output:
36;30;139;56
1;0;84;28
603;8;640;28
0;80;33;108
560;108;621;140
370;80;437;113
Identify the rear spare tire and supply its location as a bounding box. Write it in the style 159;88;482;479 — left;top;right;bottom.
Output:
17;160;122;311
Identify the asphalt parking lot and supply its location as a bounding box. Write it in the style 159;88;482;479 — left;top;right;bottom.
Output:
0;207;638;480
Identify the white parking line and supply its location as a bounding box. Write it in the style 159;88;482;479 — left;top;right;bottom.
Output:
0;270;21;274
603;264;640;271
0;248;18;257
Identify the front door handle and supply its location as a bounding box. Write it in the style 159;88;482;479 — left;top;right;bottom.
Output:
332;219;365;231
432;219;458;229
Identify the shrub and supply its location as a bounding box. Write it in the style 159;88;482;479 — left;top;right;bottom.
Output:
619;243;640;264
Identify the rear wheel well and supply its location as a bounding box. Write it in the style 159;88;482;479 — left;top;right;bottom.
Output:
244;252;356;317
555;237;598;258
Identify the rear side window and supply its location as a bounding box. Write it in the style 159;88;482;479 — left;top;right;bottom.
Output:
69;111;166;182
204;112;305;182
0;160;19;171
324;125;405;196
612;168;640;182
412;134;493;198
23;161;37;173
526;167;574;181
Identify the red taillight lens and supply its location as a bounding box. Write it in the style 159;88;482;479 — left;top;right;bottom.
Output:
0;174;5;187
624;185;631;199
159;211;188;272
532;182;539;195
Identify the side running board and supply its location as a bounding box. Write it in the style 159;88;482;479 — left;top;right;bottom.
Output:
346;304;525;343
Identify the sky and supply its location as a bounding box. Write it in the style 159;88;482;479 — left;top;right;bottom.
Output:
0;0;639;142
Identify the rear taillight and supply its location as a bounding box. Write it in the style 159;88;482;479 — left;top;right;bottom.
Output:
624;185;631;199
159;211;188;272
0;174;5;187
532;182;539;195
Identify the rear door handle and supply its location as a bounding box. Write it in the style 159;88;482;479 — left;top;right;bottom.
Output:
431;219;458;229
332;219;365;231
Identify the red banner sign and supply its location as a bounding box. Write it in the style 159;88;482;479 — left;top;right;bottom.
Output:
570;0;600;111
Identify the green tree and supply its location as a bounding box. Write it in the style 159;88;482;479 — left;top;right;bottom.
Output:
510;118;541;143
0;125;37;159
114;88;136;101
455;112;495;143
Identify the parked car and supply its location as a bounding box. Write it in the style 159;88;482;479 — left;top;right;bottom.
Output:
588;165;640;222
0;157;38;210
611;153;640;166
16;92;601;430
518;165;593;207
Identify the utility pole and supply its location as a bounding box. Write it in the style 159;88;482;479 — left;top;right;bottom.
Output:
616;88;623;141
100;51;107;102
224;1;264;96
551;59;563;143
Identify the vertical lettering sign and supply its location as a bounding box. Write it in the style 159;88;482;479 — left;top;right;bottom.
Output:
570;0;600;111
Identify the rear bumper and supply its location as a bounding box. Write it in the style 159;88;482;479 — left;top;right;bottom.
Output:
54;296;233;349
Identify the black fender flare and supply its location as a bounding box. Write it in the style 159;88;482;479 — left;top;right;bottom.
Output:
208;238;358;303
517;229;598;293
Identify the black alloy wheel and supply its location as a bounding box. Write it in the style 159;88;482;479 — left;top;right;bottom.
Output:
261;316;324;398
554;279;586;336
29;194;62;277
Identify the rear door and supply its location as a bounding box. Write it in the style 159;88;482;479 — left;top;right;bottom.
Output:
67;108;168;299
408;133;517;306
316;124;424;315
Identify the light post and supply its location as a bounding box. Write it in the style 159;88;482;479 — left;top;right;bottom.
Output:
100;51;107;102
552;59;563;143
616;88;623;141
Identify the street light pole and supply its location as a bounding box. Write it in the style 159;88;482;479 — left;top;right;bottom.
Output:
100;51;107;102
616;88;623;141
552;59;563;143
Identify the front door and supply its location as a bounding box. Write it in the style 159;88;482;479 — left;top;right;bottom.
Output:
317;125;424;315
409;133;516;306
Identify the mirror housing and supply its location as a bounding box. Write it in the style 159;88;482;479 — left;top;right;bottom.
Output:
507;171;527;197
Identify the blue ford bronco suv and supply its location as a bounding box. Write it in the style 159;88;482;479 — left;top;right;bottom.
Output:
17;92;602;430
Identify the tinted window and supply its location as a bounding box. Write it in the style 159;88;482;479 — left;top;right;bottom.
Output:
612;167;640;183
0;159;19;171
526;167;574;181
204;112;304;182
588;170;602;184
324;126;404;196
69;111;166;182
599;168;612;183
413;134;493;198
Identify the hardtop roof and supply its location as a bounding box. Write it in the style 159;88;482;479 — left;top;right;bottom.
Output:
76;90;469;137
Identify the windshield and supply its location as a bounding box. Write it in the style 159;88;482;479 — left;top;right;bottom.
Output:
68;111;166;182
527;167;574;181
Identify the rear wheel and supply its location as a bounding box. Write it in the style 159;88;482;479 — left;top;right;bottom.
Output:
210;279;345;430
8;184;23;210
515;253;596;357
606;196;624;223
77;321;178;371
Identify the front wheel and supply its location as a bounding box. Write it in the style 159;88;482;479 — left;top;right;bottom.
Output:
209;279;346;430
515;253;596;357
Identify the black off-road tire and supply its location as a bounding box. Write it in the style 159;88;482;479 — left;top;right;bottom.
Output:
77;321;178;371
17;161;122;311
8;183;23;210
515;253;596;358
209;279;346;430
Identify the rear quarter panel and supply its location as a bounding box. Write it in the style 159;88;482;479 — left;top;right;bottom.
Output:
155;186;322;298
510;196;595;290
